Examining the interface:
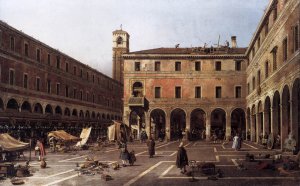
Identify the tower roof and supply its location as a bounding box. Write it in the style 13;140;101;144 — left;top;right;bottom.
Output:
113;29;129;35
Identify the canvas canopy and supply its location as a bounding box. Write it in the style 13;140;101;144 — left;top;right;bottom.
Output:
48;130;80;142
0;133;29;152
76;127;92;147
107;120;131;141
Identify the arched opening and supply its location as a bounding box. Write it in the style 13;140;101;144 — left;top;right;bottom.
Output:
21;101;31;112
257;101;263;143
111;114;114;120
97;113;101;120
272;91;281;144
85;111;90;118
7;99;19;111
79;110;84;118
251;105;256;142
190;109;206;140
102;113;105;120
132;82;143;97
291;78;300;150
106;114;110;120
282;85;290;146
72;109;78;117
150;109;166;140
231;108;246;137
64;107;71;116
45;104;53;114
117;36;123;45
264;97;271;137
34;103;43;114
170;108;186;141
246;108;251;140
92;112;96;119
211;108;226;138
55;106;62;115
0;98;4;111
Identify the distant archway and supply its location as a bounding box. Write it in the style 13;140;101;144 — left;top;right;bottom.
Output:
21;101;31;112
170;108;186;140
34;103;43;114
190;109;206;140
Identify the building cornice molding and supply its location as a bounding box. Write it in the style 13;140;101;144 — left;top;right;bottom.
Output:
123;54;246;60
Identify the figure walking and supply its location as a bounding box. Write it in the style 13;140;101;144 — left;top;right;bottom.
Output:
147;137;155;158
232;133;241;151
176;142;188;174
35;139;46;161
119;140;129;167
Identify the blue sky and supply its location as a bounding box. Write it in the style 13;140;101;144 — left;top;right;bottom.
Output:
0;0;269;77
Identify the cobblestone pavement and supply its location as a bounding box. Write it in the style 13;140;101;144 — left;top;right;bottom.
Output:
1;140;300;186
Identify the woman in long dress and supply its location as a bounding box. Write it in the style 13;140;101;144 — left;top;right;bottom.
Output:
232;134;240;151
176;142;188;174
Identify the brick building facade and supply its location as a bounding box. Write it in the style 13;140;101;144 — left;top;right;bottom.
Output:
0;21;123;141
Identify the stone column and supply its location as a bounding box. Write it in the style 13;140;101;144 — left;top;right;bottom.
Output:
165;115;171;142
246;114;250;141
206;112;211;141
225;113;231;141
290;100;298;148
250;114;256;142
185;113;190;141
256;113;262;143
280;104;289;150
145;112;151;139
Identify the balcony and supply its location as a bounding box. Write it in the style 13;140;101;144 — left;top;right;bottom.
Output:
128;96;145;107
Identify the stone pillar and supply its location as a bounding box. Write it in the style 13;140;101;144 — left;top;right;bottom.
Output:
165;115;171;142
280;104;289;150
256;113;262;143
250;115;256;142
225;113;231;141
246;114;250;141
206;112;211;141
185;113;190;141
145;113;151;139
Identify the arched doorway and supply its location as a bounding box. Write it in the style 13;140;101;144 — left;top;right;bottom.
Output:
272;91;281;140
246;107;251;140
45;104;53;114
257;101;263;143
281;85;290;146
291;78;300;150
150;109;166;140
55;106;62;115
170;108;186;140
190;109;206;140
34;103;43;114
79;110;84;118
21;101;31;112
129;108;145;140
231;108;245;137
251;105;256;142
211;108;226;138
264;96;271;137
72;109;78;117
64;108;71;116
7;99;19;111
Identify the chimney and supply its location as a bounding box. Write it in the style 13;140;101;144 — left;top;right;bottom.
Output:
231;36;237;48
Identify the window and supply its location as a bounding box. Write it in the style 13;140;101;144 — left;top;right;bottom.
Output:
235;86;242;98
86;72;89;81
56;56;60;69
175;62;181;71
65;85;69;97
36;77;40;91
36;49;41;62
47;54;51;65
215;61;221;71
175;86;181;98
273;2;278;21
73;88;77;99
23;74;28;89
65;63;69;72
93;94;95;103
56;83;60;95
216;86;222;98
80;69;83;77
258;36;261;49
93;75;95;83
47;80;51;94
265;61;269;78
257;70;261;85
117;37;123;45
73;66;77;75
252;47;255;58
10;36;15;51
24;43;29;56
265;21;269;36
155;61;161;71
135;62;140;71
247;83;250;95
195;61;201;71
283;38;288;61
252;76;256;90
293;25;299;52
80;90;83;100
86;92;89;101
155;87;161;98
272;47;277;71
195;86;201;98
9;69;14;85
235;61;242;71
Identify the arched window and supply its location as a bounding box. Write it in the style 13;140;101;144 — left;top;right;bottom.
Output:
117;37;123;45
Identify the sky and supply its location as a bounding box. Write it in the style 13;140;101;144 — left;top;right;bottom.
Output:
0;0;269;77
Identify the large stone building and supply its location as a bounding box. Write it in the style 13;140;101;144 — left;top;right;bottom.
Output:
0;20;123;140
120;0;299;150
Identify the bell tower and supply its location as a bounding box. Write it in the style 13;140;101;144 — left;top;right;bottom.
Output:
112;29;129;84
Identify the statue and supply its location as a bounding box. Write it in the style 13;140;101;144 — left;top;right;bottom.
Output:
283;133;296;152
